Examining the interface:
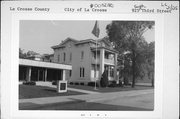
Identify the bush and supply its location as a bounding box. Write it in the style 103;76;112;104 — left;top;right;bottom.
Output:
80;82;84;85
100;70;109;87
23;81;36;85
87;82;99;87
52;81;57;85
75;82;79;85
108;81;117;87
69;82;74;85
118;80;124;87
123;78;131;86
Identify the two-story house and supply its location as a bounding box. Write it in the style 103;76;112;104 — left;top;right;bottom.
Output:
51;37;118;84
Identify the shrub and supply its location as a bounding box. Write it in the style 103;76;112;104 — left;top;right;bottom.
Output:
23;81;36;85
124;78;131;86
52;81;57;85
75;82;79;85
118;80;124;87
80;82;84;85
87;82;99;87
108;81;117;87
100;70;109;87
69;82;74;85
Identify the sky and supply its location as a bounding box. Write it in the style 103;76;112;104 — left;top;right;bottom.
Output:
20;20;154;54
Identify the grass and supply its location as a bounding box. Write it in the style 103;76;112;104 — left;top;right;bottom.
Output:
19;85;85;99
19;83;153;99
68;84;153;93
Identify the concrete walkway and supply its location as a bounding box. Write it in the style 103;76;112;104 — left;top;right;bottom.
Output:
68;87;100;94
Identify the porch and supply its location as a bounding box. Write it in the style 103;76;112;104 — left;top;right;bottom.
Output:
90;47;118;81
19;59;72;82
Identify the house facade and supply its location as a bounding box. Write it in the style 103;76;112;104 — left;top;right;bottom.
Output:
51;37;118;84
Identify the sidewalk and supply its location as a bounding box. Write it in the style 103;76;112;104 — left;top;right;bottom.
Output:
135;83;152;86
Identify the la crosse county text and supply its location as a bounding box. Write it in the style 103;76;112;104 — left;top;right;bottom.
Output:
10;7;50;12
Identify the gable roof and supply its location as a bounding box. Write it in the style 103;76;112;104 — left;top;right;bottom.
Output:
60;37;78;46
51;37;113;49
74;39;100;45
51;37;78;49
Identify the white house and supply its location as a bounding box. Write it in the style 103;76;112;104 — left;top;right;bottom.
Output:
51;37;118;84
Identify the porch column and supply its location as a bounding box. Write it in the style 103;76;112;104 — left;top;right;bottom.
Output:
44;69;47;82
114;53;118;80
62;70;66;81
37;69;39;81
26;67;31;81
99;49;105;79
42;70;44;81
108;66;110;80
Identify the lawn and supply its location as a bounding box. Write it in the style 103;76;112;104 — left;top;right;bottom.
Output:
19;84;153;99
68;84;154;93
19;85;85;99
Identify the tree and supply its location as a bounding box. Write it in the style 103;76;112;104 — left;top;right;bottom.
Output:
26;50;39;57
121;53;132;85
106;21;154;88
145;41;155;87
19;48;39;59
19;48;27;58
100;70;109;87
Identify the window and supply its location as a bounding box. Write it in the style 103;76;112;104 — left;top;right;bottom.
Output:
110;67;114;77
82;68;85;77
63;53;66;62
80;67;81;77
94;52;96;59
58;55;60;62
80;67;85;77
105;53;109;59
69;70;72;77
93;65;99;78
70;52;72;61
81;51;84;60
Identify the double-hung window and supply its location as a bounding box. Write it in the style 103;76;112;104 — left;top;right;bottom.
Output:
80;67;85;77
63;52;66;62
58;54;60;62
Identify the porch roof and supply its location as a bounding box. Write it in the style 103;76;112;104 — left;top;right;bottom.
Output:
90;46;119;54
19;59;72;70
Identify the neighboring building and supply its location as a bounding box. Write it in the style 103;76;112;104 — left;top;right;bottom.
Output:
25;54;54;62
42;54;54;62
26;54;42;61
51;37;118;84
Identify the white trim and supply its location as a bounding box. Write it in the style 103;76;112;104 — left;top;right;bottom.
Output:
19;59;72;70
